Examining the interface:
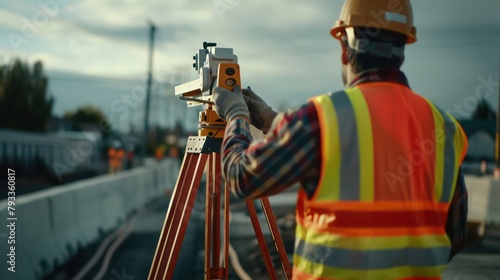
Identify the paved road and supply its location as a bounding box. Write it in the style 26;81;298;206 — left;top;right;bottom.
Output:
47;186;297;280
443;227;500;280
47;192;500;280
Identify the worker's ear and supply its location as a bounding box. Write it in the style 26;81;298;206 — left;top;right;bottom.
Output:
341;42;349;65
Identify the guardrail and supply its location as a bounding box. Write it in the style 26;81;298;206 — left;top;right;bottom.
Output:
0;158;179;280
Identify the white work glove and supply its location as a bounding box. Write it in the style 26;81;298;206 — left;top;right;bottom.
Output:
242;87;277;134
213;86;250;121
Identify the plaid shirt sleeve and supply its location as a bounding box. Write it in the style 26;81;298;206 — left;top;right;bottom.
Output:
221;102;321;199
446;168;468;259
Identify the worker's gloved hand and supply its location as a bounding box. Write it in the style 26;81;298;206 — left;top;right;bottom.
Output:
242;87;278;134
213;86;250;121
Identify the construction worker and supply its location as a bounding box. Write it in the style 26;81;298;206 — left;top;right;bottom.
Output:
213;1;468;279
115;147;125;172
108;141;124;174
154;145;165;161
107;145;117;174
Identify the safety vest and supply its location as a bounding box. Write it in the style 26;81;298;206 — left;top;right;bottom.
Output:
108;147;116;165
115;149;124;167
293;83;468;280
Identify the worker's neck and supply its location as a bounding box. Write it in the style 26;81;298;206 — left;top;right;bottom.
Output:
344;64;357;86
344;65;404;88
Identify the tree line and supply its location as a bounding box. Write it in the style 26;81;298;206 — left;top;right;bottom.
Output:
0;59;108;132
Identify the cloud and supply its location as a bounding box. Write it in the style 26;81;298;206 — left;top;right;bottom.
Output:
0;9;24;30
413;0;500;29
0;0;499;130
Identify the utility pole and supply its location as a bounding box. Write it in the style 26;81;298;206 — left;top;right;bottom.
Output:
495;58;500;178
143;21;156;159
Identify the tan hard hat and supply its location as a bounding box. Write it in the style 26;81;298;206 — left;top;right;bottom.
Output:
331;0;417;44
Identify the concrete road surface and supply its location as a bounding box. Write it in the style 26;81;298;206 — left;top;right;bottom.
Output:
443;226;500;280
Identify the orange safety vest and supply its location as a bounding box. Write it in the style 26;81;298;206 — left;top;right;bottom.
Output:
155;146;165;160
115;149;124;167
293;83;468;280
108;147;116;166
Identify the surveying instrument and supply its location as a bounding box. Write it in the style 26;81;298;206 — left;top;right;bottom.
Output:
148;42;292;279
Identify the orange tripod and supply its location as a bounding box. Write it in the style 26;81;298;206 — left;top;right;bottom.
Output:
148;63;292;279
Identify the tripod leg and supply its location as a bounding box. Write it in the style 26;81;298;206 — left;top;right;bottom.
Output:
222;152;230;280
205;154;213;279
246;200;279;280
148;152;209;280
211;153;221;267
148;153;192;279
260;197;293;279
205;152;226;279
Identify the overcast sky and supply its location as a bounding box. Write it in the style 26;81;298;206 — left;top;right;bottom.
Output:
0;0;499;132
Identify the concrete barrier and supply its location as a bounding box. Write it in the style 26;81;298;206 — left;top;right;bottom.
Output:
0;158;176;280
141;168;156;202
465;176;491;223
465;175;500;226
0;204;37;280
163;158;180;193
75;181;110;244
464;175;500;240
16;194;65;279
487;179;500;225
115;170;143;216
47;187;86;262
97;179;126;233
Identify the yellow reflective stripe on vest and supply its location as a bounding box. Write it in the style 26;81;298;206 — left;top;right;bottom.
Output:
311;94;341;201
450;113;468;199
441;111;457;203
426;101;465;203
310;89;374;202
294;254;447;280
427;102;446;203
346;88;374;201
296;223;451;250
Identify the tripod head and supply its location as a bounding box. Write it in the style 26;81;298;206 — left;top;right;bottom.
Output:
175;42;238;106
175;42;241;138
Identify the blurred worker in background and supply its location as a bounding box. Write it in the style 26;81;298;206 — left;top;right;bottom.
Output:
108;141;124;174
155;145;165;161
116;147;124;172
107;144;117;174
213;0;468;279
165;134;180;161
